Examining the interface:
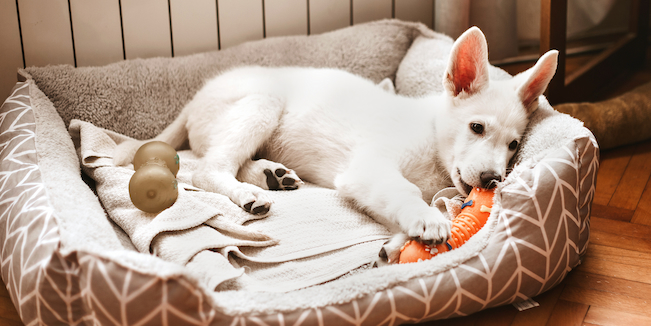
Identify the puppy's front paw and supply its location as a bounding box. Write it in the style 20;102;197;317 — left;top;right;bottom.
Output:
243;200;271;215
231;184;274;215
405;208;452;245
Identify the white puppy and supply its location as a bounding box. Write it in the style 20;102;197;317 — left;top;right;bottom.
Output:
114;27;558;262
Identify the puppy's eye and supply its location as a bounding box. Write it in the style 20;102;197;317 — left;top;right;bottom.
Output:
470;123;484;135
509;140;519;151
470;123;484;134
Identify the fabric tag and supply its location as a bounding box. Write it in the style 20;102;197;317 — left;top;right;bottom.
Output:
512;298;540;311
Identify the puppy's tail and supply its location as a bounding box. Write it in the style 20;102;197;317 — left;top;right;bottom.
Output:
113;112;189;166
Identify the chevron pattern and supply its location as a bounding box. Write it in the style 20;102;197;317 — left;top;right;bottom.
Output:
0;82;62;324
0;82;597;325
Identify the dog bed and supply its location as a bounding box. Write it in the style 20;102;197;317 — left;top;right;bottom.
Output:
0;20;597;325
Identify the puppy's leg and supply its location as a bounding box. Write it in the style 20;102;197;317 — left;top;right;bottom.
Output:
114;111;189;166
237;159;303;190
335;157;452;245
192;94;284;215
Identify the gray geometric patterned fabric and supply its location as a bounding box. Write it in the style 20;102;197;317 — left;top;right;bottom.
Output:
0;78;598;325
0;82;61;324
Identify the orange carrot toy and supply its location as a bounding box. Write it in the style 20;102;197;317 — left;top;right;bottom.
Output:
398;187;495;264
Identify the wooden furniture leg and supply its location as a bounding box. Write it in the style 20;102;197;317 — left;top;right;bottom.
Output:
540;0;650;104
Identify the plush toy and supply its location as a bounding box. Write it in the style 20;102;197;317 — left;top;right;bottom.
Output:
398;187;495;264
128;141;180;213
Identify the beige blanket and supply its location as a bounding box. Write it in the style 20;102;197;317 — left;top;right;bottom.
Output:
70;120;391;292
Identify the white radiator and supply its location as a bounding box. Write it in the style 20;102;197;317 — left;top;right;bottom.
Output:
0;0;435;100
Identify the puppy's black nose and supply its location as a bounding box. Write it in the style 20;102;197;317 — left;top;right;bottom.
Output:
480;171;502;189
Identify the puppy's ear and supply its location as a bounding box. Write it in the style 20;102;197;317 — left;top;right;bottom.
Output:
515;50;558;114
443;26;490;98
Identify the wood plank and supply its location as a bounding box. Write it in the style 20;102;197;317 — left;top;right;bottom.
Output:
417;315;476;325
472;304;517;326
590;216;651;241
0;281;8;297
121;0;172;59
593;144;635;206
309;0;350;35
0;318;22;326
584;305;651;326
599;141;638;160
69;0;124;66
582;243;651;269
0;295;21;323
510;285;565;326
608;141;651;210
420;305;515;326
560;285;651;317
564;271;651;303
631;172;651;226
217;0;264;49
544;300;588;326
0;279;21;324
0;0;24;101
395;0;434;29
18;0;75;67
264;0;308;37
352;0;392;25
576;257;651;288
589;229;651;254
590;204;634;222
170;0;218;57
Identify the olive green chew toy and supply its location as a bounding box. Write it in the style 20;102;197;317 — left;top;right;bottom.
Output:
128;141;180;213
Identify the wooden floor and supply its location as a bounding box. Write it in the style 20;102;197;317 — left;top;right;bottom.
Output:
2;51;651;326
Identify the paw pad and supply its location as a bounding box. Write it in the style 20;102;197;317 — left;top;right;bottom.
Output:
264;168;301;190
244;201;270;215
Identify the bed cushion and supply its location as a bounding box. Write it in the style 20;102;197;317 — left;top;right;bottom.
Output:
0;20;597;325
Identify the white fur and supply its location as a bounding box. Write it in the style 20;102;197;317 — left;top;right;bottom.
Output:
114;27;558;261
